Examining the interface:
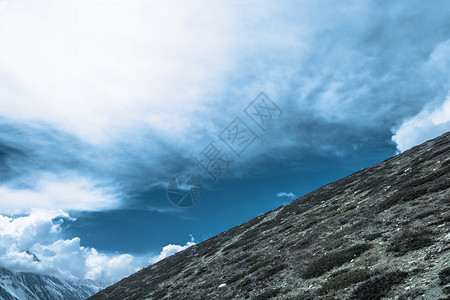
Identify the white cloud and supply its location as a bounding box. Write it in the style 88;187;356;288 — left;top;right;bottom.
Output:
0;0;251;144
392;39;450;153
85;249;137;282
0;175;120;214
0;0;306;153
150;234;195;264
0;209;67;251
0;210;196;282
392;95;450;152
276;192;297;200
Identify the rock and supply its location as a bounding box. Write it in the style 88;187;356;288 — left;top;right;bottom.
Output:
444;233;450;243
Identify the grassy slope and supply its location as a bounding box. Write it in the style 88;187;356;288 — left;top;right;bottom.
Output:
89;132;450;300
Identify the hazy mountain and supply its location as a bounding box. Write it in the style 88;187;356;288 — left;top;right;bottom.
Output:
90;132;450;300
0;267;110;300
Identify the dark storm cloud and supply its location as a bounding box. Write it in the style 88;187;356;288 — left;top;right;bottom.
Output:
1;0;450;212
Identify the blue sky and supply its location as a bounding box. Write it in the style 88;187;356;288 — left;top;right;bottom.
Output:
0;0;450;282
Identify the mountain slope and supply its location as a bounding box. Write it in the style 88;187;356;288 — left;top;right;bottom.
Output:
0;267;109;300
90;132;450;300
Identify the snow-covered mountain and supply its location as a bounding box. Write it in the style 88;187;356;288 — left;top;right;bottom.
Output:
0;267;110;300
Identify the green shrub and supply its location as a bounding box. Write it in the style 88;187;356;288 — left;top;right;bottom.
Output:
345;204;357;211
325;238;348;250
254;287;281;300
350;270;408;300
377;188;428;213
152;287;169;299
288;291;315;300
377;165;450;213
415;210;438;220
398;288;425;300
249;259;271;273
442;159;450;168
226;271;247;284
245;254;260;265
301;244;372;279
358;176;387;193
365;232;382;241
256;264;287;280
223;239;255;252
241;242;258;251
300;218;322;231
427;146;450;161
319;268;369;294
387;229;434;256
429;214;450;226
439;267;450;286
236;276;252;288
280;224;293;232
256;219;280;232
228;252;252;265
194;266;207;276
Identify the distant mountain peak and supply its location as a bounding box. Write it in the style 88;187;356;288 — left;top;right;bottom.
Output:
0;266;110;300
24;250;40;262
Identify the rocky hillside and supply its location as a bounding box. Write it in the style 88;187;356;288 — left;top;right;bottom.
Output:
89;132;450;300
0;267;109;300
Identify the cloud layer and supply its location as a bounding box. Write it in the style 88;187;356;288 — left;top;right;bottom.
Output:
0;0;246;144
0;176;120;214
0;210;194;282
1;0;449;206
392;94;450;152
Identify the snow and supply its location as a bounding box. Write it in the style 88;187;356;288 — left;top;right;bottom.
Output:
0;267;110;300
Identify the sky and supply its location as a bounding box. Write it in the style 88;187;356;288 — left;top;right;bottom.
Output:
0;0;450;283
